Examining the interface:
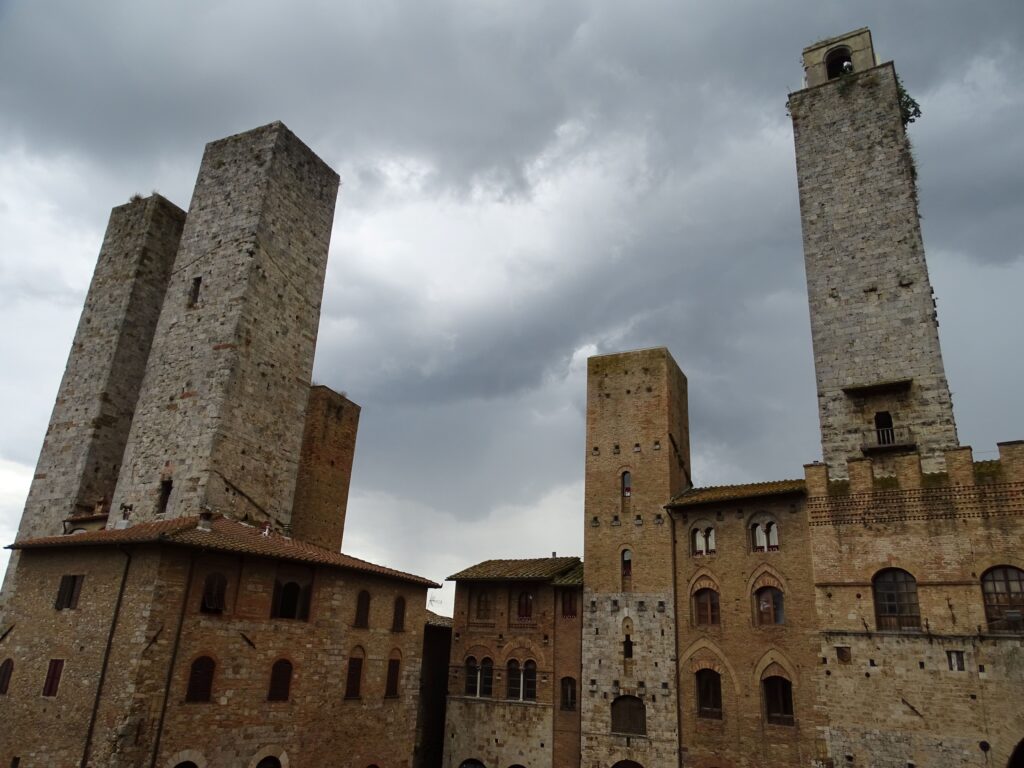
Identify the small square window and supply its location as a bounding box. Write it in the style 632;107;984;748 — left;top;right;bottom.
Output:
947;650;965;671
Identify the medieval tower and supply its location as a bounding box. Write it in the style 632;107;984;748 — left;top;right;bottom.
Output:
791;28;959;476
580;348;690;767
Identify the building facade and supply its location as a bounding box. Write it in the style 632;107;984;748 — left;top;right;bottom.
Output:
443;28;1024;768
0;122;445;768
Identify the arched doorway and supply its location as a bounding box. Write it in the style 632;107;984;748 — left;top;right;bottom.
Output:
256;759;282;768
1008;738;1024;768
459;761;486;768
611;762;643;768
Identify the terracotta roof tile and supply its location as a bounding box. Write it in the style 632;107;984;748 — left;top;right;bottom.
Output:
551;561;584;586
668;478;806;507
10;515;439;588
426;610;453;628
447;556;581;582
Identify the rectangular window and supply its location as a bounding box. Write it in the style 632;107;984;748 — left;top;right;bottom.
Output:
947;650;966;671
385;659;400;698
55;575;83;610
188;276;202;307
42;659;64;697
157;479;172;516
344;657;362;699
561;590;577;618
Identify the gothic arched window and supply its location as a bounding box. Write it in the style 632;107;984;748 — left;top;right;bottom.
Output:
873;568;921;631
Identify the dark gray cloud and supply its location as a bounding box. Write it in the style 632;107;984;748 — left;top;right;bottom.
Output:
1;1;1022;603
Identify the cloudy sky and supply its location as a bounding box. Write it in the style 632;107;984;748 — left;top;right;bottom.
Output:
1;1;1022;613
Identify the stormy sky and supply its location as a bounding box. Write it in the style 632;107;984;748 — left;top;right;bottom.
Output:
1;1;1022;613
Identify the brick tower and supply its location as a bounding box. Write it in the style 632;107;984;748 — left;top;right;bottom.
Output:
789;28;958;476
580;348;689;768
109;122;340;530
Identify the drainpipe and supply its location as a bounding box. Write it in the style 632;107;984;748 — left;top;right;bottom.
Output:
149;549;198;768
81;545;133;768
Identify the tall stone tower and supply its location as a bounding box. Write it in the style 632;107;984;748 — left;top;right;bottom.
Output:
580;348;689;768
789;28;958;476
16;195;185;541
110;122;340;530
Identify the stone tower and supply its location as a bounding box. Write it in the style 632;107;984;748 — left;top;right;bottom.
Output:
789;28;958;476
16;195;185;541
110;122;340;530
581;348;689;768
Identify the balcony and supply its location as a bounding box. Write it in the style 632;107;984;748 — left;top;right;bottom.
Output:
861;426;916;454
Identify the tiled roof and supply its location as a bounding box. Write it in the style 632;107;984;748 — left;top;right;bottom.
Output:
668;478;806;507
447;556;581;582
551;561;584;586
426;610;454;628
10;515;439;588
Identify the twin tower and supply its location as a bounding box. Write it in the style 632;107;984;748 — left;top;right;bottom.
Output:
16;123;358;554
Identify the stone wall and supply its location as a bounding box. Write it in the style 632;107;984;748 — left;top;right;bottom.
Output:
581;348;688;768
111;122;340;530
291;385;360;551
790;52;958;475
805;445;1024;768
17;195;184;540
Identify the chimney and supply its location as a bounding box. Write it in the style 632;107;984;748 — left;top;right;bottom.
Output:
198;510;213;532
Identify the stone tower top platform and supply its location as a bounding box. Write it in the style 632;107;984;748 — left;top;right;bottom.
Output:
801;27;878;89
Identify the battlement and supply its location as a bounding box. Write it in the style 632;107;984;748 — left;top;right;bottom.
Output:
804;441;1024;496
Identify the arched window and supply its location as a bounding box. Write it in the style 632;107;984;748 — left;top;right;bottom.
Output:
267;658;293;701
465;656;479;696
516;591;533;620
185;656;215;703
523;660;537;701
392;596;406;632
755;587;785;626
621;471;632;497
825;46;853;80
200;572;227;614
475;589;494;621
354;590;371;628
763;675;794;725
696;669;722;719
0;658;12;695
610;694;646;735
385;649;401;698
691;526;716;556
751;518;779;552
507;659;521;700
621;549;633;591
271;566;312;620
623;634;633;659
981;566;1024;632
693;588;720;626
875;411;895;445
873;568;921;631
560;676;577;710
345;647;364;699
479;657;493;697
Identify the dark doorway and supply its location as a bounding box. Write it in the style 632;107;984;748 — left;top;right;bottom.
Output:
1008;738;1024;768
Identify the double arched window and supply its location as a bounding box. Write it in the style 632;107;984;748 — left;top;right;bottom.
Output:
506;659;537;701
981;566;1024;632
691;526;716;556
751;519;779;552
873;568;920;631
465;656;494;697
